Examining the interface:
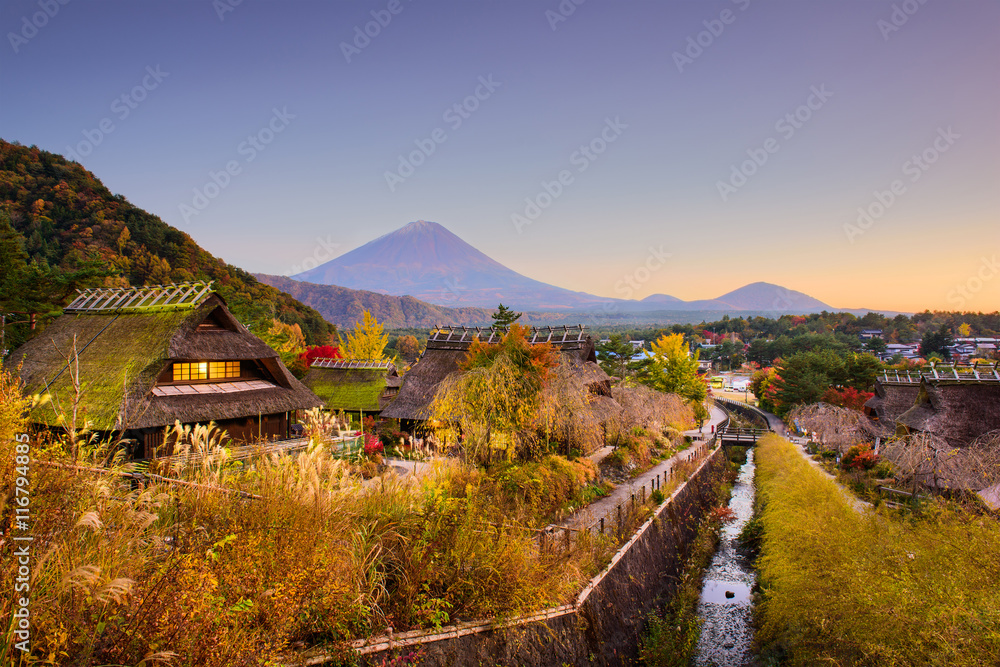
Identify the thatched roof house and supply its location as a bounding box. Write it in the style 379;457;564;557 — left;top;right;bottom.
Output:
885;365;1000;448
864;373;922;425
302;359;400;415
896;378;1000;448
9;282;322;457
381;325;610;423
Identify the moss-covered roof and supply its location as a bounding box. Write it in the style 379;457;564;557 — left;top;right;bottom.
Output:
302;366;394;412
14;307;194;430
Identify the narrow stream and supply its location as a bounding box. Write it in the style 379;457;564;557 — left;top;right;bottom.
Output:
693;448;757;666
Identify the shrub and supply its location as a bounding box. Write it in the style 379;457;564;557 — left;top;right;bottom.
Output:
841;444;878;471
364;432;384;456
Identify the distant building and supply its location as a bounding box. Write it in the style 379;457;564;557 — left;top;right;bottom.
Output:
859;329;883;341
883;343;921;361
9;282;322;458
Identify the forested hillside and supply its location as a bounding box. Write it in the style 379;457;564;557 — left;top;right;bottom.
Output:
0;140;335;350
256;274;495;329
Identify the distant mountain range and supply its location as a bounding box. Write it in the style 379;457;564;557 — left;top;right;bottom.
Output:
291;220;833;314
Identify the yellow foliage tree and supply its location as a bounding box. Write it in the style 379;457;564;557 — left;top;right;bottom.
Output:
343;310;388;360
958;322;972;337
637;333;707;406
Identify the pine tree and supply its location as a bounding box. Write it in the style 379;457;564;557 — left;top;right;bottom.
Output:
491;303;523;329
596;334;638;379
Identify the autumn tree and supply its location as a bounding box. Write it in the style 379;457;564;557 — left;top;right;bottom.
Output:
396;334;420;361
431;324;558;465
259;319;307;376
635;333;707;405
342;310;388;360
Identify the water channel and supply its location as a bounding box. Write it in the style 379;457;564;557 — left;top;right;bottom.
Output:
693;448;757;666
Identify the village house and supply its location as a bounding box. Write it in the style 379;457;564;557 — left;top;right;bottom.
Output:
301;358;401;418
9;282;322;458
381;325;616;442
894;364;1000;448
863;370;923;427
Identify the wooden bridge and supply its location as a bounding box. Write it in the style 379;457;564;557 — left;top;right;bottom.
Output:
717;426;769;445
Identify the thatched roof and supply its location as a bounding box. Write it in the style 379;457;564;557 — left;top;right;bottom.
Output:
787;402;882;453
302;359;399;413
864;379;921;424
381;325;599;421
9;283;322;431
896;379;1000;448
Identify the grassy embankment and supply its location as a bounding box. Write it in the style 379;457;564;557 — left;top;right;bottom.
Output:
753;433;1000;666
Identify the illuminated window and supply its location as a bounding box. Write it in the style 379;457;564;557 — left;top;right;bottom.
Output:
209;361;241;379
173;362;206;382
172;361;239;382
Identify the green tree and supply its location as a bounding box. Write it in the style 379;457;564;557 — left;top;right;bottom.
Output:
864;337;888;357
491;303;523;329
636;333;707;405
768;351;840;415
343;310;388;360
596;334;637;380
919;325;952;360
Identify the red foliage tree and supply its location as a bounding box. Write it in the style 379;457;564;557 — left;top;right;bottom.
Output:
299;344;342;367
821;386;874;411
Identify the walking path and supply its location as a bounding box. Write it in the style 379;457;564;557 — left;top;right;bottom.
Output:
563;405;730;533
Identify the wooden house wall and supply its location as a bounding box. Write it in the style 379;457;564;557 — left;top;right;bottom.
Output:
129;411;290;459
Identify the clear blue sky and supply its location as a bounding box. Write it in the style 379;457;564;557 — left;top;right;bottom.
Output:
2;0;997;311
